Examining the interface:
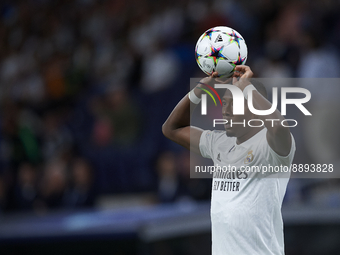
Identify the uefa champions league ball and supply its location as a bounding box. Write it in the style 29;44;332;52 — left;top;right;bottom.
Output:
195;26;248;77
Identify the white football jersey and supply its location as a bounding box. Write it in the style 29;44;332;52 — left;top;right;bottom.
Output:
199;128;296;255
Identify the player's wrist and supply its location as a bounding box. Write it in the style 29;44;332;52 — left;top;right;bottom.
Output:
188;88;201;104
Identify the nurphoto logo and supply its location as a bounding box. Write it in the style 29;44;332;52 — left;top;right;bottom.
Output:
199;83;312;128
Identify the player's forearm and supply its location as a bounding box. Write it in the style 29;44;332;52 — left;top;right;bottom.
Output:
250;90;289;135
162;96;191;136
162;87;203;136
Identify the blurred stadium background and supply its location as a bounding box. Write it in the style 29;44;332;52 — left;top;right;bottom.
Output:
0;0;340;254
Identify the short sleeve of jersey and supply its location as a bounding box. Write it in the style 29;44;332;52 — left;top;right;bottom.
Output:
199;130;214;159
199;130;226;159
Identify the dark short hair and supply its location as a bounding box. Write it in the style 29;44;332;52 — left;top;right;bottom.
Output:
250;79;267;99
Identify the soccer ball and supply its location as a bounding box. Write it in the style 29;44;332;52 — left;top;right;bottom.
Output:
195;26;247;77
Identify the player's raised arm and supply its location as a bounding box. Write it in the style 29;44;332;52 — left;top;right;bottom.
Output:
233;65;292;156
162;75;218;155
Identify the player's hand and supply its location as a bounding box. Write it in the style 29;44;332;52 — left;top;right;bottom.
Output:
197;72;230;89
232;65;253;90
212;72;232;84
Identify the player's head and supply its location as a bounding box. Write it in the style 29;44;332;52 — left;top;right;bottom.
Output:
222;79;267;138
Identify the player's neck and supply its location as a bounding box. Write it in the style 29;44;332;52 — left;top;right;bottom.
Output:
236;126;264;145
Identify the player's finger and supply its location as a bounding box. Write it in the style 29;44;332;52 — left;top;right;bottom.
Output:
233;71;240;78
238;66;250;73
236;65;253;79
235;65;249;72
211;72;219;78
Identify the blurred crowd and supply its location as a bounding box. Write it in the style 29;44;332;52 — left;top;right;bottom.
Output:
0;0;340;214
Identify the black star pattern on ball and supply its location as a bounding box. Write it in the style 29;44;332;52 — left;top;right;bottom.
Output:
208;45;226;65
195;52;203;67
233;53;246;65
203;28;220;40
227;30;243;48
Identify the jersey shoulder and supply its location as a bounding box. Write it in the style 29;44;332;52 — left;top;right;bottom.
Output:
210;130;231;143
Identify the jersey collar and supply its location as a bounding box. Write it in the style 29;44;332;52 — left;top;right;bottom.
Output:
235;128;266;148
